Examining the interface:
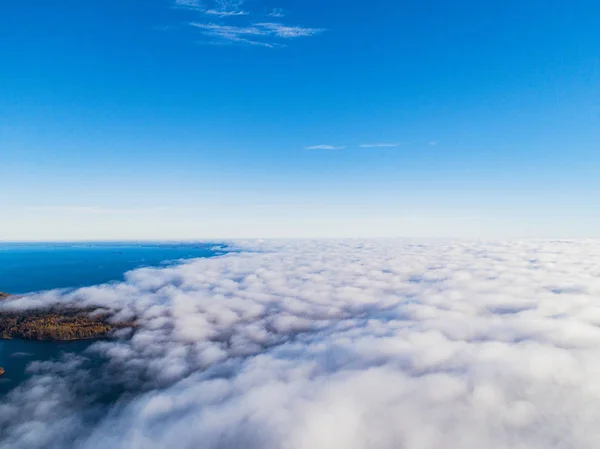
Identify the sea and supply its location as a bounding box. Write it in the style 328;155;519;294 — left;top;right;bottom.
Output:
0;241;224;395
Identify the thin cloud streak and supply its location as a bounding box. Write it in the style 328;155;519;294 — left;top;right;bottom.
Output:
268;8;285;17
204;0;248;16
305;145;345;150
204;9;249;16
178;0;325;47
190;22;324;47
190;23;272;47
174;0;203;10
254;22;324;38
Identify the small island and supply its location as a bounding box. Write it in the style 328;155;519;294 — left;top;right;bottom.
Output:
0;292;135;378
0;292;134;341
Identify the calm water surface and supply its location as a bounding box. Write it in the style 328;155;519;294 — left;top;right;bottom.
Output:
0;242;224;294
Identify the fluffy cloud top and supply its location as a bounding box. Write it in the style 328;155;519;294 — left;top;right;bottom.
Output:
2;239;600;448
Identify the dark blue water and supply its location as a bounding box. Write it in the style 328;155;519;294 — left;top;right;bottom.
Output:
0;242;224;395
0;242;224;294
0;339;95;395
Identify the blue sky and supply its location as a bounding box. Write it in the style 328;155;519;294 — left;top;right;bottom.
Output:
1;0;599;239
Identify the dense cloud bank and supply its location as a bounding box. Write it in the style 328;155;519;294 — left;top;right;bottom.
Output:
2;239;600;448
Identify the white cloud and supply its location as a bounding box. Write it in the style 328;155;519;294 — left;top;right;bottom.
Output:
190;22;323;47
254;22;324;38
268;8;285;18
359;143;399;148
190;23;273;47
305;145;345;150
174;0;203;9
179;0;325;47
204;0;248;16
204;9;248;16
4;240;600;448
190;23;266;36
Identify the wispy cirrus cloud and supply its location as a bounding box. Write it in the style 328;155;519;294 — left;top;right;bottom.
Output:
359;143;400;148
254;22;324;38
174;0;202;10
305;144;346;150
190;23;275;47
174;0;325;47
191;22;324;47
268;8;285;18
204;0;248;16
204;9;248;17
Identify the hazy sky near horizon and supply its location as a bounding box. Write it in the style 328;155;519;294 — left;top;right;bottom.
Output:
1;0;599;239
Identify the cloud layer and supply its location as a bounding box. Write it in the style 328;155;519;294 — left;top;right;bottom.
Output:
2;239;600;448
